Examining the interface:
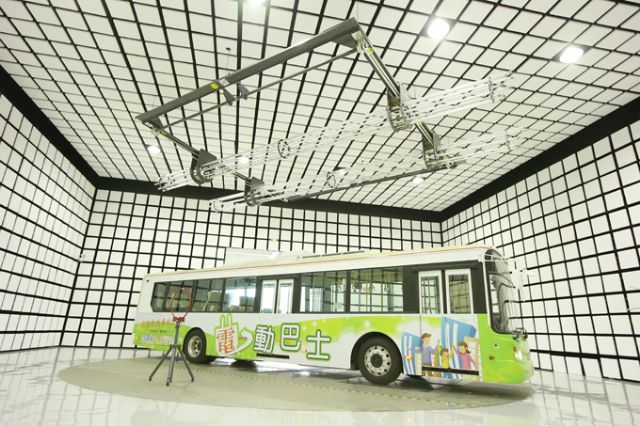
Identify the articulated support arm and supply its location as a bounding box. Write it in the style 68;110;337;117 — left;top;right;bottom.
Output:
157;74;512;192
136;17;517;211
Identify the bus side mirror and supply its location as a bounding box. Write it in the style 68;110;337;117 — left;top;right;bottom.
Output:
507;259;523;289
508;258;537;290
511;270;524;289
511;267;537;290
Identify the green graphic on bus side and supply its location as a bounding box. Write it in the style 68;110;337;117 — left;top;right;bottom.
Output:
213;313;253;356
305;329;331;360
133;320;185;348
135;314;417;359
133;313;532;384
476;314;533;384
253;324;275;354
280;323;301;352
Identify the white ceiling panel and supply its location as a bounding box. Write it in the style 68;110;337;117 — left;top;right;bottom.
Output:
0;0;638;210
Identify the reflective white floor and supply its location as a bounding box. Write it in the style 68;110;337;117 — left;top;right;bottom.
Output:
0;347;638;426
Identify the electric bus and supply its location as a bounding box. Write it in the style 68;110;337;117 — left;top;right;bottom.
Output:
133;245;533;385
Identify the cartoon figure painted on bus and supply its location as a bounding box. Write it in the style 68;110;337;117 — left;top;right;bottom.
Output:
440;316;479;377
420;333;438;376
454;341;476;371
439;347;453;378
402;315;481;378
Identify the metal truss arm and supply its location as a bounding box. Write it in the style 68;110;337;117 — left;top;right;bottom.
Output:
208;128;526;212
156;74;512;192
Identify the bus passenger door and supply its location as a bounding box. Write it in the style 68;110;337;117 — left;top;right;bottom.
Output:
257;277;295;359
419;271;443;316
275;278;294;314
414;271;442;376
259;278;294;314
445;270;473;315
442;269;481;380
260;279;277;313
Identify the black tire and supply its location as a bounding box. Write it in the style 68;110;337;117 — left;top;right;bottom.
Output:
183;329;208;364
357;336;402;385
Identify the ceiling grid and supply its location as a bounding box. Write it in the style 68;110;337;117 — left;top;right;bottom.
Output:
0;0;638;211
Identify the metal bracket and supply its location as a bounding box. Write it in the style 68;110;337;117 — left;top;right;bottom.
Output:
221;86;234;105
325;172;338;189
148;118;163;130
277;138;291;159
421;128;440;165
424;158;464;172
487;79;495;103
421;131;465;171
244;177;267;207
386;84;413;132
190;149;219;185
237;83;250;100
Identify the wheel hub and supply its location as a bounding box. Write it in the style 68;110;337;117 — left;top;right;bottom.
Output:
370;353;383;368
364;345;391;376
188;336;202;358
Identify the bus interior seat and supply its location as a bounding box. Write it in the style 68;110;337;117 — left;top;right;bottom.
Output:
202;290;221;312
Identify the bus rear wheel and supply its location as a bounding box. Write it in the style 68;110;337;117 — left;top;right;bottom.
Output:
183;329;210;364
357;337;401;385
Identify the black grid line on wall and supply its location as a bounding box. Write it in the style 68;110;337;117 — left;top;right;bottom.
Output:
62;189;440;348
0;94;94;352
1;41;640;385
443;118;640;382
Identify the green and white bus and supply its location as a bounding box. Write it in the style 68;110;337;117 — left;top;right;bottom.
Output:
133;245;534;385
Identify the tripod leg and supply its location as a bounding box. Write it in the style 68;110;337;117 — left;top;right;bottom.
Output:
167;345;177;386
149;349;171;381
178;348;195;381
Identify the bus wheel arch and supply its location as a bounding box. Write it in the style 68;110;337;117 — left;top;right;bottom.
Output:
351;333;402;385
183;328;215;364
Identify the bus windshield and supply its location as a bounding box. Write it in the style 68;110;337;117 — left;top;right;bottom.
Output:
487;257;520;333
489;274;519;333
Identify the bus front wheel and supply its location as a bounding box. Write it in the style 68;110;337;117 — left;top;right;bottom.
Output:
183;329;210;364
357;337;401;385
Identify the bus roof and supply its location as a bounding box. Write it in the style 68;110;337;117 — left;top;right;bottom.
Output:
144;244;494;280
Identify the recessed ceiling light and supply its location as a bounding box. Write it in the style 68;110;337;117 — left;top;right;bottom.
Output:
146;144;161;155
427;18;449;40
238;155;249;165
559;46;584;64
412;176;424;185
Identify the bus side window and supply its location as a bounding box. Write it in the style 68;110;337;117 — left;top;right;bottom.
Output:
166;281;191;312
152;281;191;312
350;267;403;313
447;270;472;314
300;271;346;313
193;279;224;312
151;282;168;312
223;277;256;312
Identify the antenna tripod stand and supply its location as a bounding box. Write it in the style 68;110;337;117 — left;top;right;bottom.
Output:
149;287;195;386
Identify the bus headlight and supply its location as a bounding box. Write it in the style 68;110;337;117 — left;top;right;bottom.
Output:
514;349;523;361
